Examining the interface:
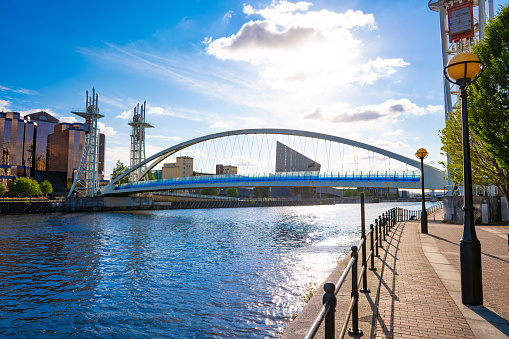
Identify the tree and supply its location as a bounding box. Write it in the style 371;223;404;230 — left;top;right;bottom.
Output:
147;170;156;181
0;184;4;196
363;188;372;197
226;187;239;197
253;186;270;198
440;5;509;211
111;160;130;184
8;178;42;197
200;188;220;196
40;180;53;196
344;188;358;197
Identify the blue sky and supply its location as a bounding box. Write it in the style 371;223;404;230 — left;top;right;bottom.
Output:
1;0;506;178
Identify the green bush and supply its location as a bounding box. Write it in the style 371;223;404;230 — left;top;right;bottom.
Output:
226;187;238;197
40;180;53;195
200;188;220;196
8;178;42;197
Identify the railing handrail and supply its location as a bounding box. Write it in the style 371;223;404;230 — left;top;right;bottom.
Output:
303;202;444;338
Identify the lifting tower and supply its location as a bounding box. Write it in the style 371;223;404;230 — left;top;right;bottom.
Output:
129;101;153;181
68;88;104;197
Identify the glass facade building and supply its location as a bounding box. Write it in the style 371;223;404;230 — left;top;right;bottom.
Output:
0;112;38;178
0;111;105;190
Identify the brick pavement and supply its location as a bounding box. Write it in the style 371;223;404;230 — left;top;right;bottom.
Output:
428;221;509;324
374;221;475;338
283;208;509;338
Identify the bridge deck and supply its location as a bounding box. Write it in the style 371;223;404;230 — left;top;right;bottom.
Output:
109;171;421;194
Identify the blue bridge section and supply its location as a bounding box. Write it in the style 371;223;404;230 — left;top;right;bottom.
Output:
110;171;422;195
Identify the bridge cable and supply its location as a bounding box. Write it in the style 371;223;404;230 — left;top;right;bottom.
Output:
269;134;276;173
239;134;247;174
229;135;237;166
247;134;254;176
326;140;331;173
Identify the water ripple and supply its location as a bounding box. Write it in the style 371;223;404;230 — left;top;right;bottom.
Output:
0;202;428;338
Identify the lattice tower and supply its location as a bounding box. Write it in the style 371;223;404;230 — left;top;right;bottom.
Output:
68;88;104;197
129;101;153;182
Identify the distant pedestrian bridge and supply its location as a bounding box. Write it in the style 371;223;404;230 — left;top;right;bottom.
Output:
100;129;447;196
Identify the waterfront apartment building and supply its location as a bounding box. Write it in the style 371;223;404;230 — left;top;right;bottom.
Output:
162;156;193;179
216;164;237;175
0;111;105;192
46;123;105;181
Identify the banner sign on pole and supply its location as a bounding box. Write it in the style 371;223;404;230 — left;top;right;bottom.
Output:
448;1;474;42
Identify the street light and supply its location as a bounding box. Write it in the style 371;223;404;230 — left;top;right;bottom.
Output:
415;148;428;234
444;51;483;306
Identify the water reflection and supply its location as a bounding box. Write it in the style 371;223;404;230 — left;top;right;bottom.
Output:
0;202;429;338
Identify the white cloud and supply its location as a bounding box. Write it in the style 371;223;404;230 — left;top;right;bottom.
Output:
0;99;10;111
99;94;130;109
116;110;132;119
382;129;404;137
425;104;443;113
206;1;402;91
0;85;39;95
98;122;117;136
374;139;410;149
146;135;181;141
305;98;431;124
147;105;205;122
223;10;234;23
59;116;78;123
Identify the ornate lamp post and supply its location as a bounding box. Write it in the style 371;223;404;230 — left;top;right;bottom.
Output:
415;148;428;234
444;52;483;306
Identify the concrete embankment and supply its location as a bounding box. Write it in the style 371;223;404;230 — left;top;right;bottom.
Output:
0;196;335;214
0;199;65;214
65;196;334;212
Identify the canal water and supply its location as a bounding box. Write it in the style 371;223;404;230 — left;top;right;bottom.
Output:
0;202;431;338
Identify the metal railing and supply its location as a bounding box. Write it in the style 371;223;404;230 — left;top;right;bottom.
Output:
304;199;442;338
114;171;421;191
396;202;443;221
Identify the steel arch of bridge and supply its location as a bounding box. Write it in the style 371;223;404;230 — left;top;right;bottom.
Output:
101;129;447;195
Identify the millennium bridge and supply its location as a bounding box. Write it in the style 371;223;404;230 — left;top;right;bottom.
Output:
100;129;448;196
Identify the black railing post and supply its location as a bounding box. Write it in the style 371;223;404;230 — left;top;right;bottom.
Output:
323;282;336;339
374;219;380;257
360;193;369;293
386;212;389;235
385;212;388;234
378;216;383;248
382;213;387;241
348;246;363;336
369;223;376;270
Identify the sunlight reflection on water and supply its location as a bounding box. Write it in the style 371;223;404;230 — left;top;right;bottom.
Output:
0;202;430;338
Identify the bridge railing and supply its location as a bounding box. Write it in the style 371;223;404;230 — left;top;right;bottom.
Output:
304;200;443;338
113;171;421;191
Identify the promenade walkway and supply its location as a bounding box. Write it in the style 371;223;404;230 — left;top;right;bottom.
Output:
283;209;509;338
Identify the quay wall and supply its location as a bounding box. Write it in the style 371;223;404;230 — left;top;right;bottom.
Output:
0;200;64;214
0;197;335;214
